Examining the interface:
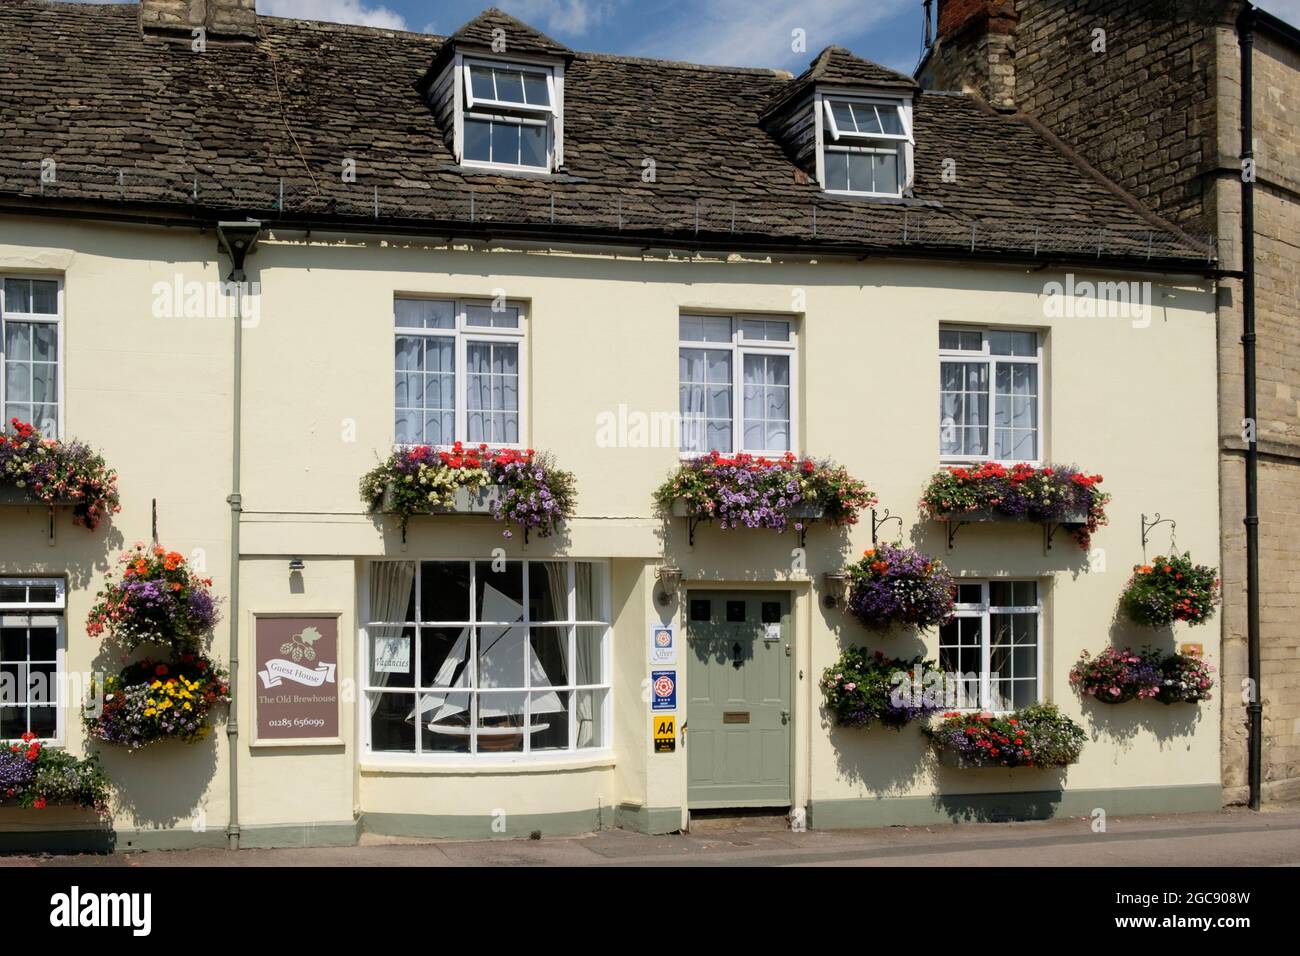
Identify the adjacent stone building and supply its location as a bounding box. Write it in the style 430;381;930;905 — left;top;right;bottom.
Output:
921;0;1300;803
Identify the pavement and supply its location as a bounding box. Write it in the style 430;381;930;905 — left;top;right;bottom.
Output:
5;804;1300;867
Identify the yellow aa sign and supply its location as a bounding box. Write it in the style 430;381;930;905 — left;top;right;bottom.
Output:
653;715;676;753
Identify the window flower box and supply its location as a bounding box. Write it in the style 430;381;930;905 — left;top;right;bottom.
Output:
924;704;1086;768
655;452;874;540
382;482;501;515
0;733;110;812
1070;646;1215;705
669;497;824;520
0;418;120;531
361;442;576;540
920;462;1108;550
937;506;1090;525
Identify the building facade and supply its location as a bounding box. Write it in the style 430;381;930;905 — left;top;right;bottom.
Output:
0;0;1224;849
920;0;1300;806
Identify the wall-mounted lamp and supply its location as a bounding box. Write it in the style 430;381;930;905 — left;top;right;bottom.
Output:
288;558;305;572
655;565;682;606
822;570;850;608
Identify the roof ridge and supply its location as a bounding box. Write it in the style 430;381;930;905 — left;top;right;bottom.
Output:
573;50;790;77
257;15;444;41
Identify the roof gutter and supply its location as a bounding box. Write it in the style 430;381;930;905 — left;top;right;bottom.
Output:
0;200;1220;278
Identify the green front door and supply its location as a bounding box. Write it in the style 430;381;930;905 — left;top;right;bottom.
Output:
686;591;792;809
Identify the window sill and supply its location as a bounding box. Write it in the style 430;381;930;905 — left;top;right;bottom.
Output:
360;751;616;775
444;163;587;183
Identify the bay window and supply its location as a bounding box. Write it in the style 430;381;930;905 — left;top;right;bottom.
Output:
679;314;797;456
364;559;611;760
1;277;62;438
939;326;1042;462
394;297;525;447
939;580;1042;712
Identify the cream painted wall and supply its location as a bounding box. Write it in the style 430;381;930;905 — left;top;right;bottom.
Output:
0;219;233;837
0;216;1221;838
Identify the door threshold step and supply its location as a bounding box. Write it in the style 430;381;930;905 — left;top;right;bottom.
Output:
687;808;792;832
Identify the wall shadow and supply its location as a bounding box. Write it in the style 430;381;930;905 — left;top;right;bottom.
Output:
95;734;220;830
929;766;1069;822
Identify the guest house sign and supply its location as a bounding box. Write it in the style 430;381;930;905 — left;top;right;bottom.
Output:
254;614;340;741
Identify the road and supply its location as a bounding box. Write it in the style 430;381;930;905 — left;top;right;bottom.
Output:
4;805;1300;867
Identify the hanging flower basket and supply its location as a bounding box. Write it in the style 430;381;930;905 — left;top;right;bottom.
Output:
919;462;1108;549
1070;645;1215;705
822;649;944;729
1120;553;1220;627
84;653;231;749
924;704;1086;768
86;544;221;653
0;418;120;530
0;733;110;811
846;545;955;631
654;451;875;532
361;442;575;539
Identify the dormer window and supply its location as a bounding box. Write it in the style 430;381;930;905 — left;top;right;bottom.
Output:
818;94;912;198
459;58;561;172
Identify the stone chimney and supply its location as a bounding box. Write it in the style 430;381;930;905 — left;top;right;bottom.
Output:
140;0;257;40
918;0;1020;111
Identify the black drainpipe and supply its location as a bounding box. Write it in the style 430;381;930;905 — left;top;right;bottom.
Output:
1238;4;1262;812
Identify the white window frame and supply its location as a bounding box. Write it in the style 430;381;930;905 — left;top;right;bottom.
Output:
0;276;65;439
678;313;799;459
816;91;913;199
0;577;67;744
359;558;613;766
463;61;556;114
394;296;528;450
941;580;1043;714
456;54;563;172
938;325;1044;466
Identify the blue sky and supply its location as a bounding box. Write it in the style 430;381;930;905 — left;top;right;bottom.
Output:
64;1;1300;75
200;1;934;74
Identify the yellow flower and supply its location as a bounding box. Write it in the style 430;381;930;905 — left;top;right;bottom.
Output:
183;702;192;711
151;680;162;690
144;708;156;717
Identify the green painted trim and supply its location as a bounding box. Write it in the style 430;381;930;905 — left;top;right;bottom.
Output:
0;827;226;854
362;807;605;840
615;803;683;834
239;819;361;849
808;783;1223;829
0;820;360;854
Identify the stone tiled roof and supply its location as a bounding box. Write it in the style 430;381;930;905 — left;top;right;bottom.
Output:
0;0;1211;268
446;6;572;58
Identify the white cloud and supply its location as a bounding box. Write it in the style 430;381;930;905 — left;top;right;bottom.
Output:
499;0;620;37
632;0;911;68
260;0;407;31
